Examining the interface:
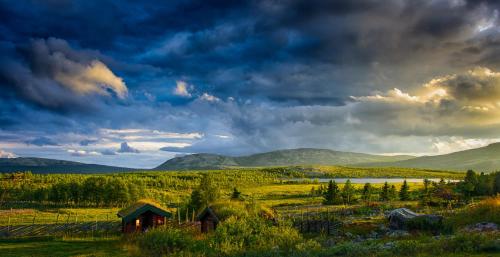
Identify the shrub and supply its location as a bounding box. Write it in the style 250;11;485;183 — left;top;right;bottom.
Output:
440;232;500;253
211;216;307;256
445;196;500;229
137;227;195;257
406;215;444;233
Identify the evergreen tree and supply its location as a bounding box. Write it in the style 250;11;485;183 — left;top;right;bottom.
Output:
189;189;203;211
423;178;430;194
361;183;372;201
231;187;241;199
341;179;355;204
475;172;493;196
380;182;390;201
389;185;398;200
198;174;220;206
494;172;500;194
460;170;478;199
420;178;432;205
323;180;340;205
399;180;410;201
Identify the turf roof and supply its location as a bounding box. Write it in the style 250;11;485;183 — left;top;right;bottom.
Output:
117;199;171;222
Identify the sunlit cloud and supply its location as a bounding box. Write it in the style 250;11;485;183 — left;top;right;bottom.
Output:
199;93;220;102
55;60;127;98
173;81;192;97
67;149;100;157
0;149;17;158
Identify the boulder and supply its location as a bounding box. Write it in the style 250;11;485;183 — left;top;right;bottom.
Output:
386;208;419;230
387;230;410;237
386;208;443;231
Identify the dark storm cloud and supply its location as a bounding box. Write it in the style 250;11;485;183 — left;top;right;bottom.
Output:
3;0;500;106
117;142;140;153
2;0;500;166
134;0;500;105
79;139;97;146
25;136;59;146
0;37;128;112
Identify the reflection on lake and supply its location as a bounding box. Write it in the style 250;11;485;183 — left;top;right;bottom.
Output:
283;178;460;184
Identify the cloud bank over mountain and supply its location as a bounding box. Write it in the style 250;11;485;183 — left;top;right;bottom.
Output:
1;0;500;168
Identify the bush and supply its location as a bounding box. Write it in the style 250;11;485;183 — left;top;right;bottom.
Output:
406;215;445;233
211;216;310;256
440;232;500;253
445;196;500;229
136;227;195;257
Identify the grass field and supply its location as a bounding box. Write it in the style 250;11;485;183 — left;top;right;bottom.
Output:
0;167;483;257
0;237;126;257
1;180;429;226
0;208;120;226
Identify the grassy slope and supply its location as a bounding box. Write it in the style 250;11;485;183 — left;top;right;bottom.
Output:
359;143;500;172
0;237;126;257
155;148;415;170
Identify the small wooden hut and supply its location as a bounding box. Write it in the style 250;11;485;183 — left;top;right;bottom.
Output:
117;200;172;233
196;201;276;233
196;207;220;233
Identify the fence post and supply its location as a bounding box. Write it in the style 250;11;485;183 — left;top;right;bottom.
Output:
7;208;12;234
32;213;36;235
93;214;97;239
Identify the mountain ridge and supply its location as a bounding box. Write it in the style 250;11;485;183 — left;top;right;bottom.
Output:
356;143;500;172
3;143;500;173
154;148;414;170
0;157;133;173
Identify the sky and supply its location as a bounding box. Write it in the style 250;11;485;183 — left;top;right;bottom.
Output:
1;0;500;168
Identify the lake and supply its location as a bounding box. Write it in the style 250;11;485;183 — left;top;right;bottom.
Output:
283;178;461;184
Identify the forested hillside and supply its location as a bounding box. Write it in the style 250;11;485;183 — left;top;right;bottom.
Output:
155;148;414;170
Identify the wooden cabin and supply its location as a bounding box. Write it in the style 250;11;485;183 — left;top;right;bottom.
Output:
195;202;276;233
117;200;172;233
196;207;220;233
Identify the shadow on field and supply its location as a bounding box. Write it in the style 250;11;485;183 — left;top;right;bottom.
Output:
0;237;125;257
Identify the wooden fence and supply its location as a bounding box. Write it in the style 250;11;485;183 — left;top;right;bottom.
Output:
276;205;346;235
0;221;120;238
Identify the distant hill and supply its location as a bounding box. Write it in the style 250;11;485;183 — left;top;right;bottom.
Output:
0;157;133;173
5;143;500;173
154;148;414;170
357;143;500;172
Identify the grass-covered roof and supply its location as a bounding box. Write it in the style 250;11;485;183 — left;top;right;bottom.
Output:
196;200;276;222
117;199;172;222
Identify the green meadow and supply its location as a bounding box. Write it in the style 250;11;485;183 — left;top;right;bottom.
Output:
1;167;499;256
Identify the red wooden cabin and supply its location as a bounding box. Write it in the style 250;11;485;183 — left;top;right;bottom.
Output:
117;200;172;233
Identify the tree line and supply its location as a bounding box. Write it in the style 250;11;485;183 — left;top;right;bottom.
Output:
1;175;146;207
314;171;500;206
